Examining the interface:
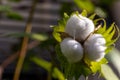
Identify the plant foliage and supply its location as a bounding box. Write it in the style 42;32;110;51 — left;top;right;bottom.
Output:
52;10;120;79
31;57;65;80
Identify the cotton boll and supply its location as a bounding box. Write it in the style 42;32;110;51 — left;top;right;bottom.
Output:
60;38;83;63
65;14;95;42
84;34;107;61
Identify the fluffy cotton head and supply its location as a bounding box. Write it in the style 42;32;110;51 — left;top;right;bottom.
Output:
84;34;107;61
65;14;95;42
60;38;83;63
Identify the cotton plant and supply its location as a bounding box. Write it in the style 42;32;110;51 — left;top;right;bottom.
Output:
52;10;120;79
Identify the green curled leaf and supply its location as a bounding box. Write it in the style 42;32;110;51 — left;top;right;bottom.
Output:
95;19;106;34
81;9;87;17
90;58;108;73
89;13;96;20
74;0;95;13
3;32;48;41
31;57;65;80
105;23;120;47
95;19;120;53
52;13;70;42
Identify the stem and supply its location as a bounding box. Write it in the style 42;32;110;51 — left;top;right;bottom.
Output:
47;69;52;80
47;49;56;80
1;41;39;68
0;41;40;79
13;0;38;80
85;76;88;80
0;67;3;80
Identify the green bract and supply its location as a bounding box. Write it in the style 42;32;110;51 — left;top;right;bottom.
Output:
52;10;120;79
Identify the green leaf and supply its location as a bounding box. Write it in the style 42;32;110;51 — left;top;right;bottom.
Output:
74;0;95;13
101;64;119;80
96;19;106;34
106;24;120;46
7;12;23;20
105;46;114;54
32;57;65;80
0;5;11;12
63;12;70;21
5;32;48;41
8;0;21;2
32;57;52;72
4;32;27;37
86;58;108;73
95;7;107;18
55;45;92;79
55;44;68;72
81;10;87;17
95;19;120;53
102;23;120;47
52;13;69;42
52;29;63;42
73;62;92;78
103;23;115;37
30;33;48;41
89;13;96;20
52;68;65;80
55;45;72;78
102;23;115;47
105;26;115;42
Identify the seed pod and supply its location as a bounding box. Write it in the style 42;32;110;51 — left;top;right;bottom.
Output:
84;34;107;62
60;38;83;63
65;14;94;42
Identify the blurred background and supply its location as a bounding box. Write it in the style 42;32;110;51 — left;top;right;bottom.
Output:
0;0;120;80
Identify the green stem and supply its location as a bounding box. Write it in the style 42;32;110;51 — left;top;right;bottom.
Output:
13;0;38;80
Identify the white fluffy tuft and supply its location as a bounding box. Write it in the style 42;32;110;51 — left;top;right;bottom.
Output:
84;34;106;61
60;38;83;63
65;14;95;42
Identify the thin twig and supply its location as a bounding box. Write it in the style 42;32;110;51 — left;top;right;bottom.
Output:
0;40;40;79
1;41;40;68
13;0;38;80
85;76;88;80
0;66;3;80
